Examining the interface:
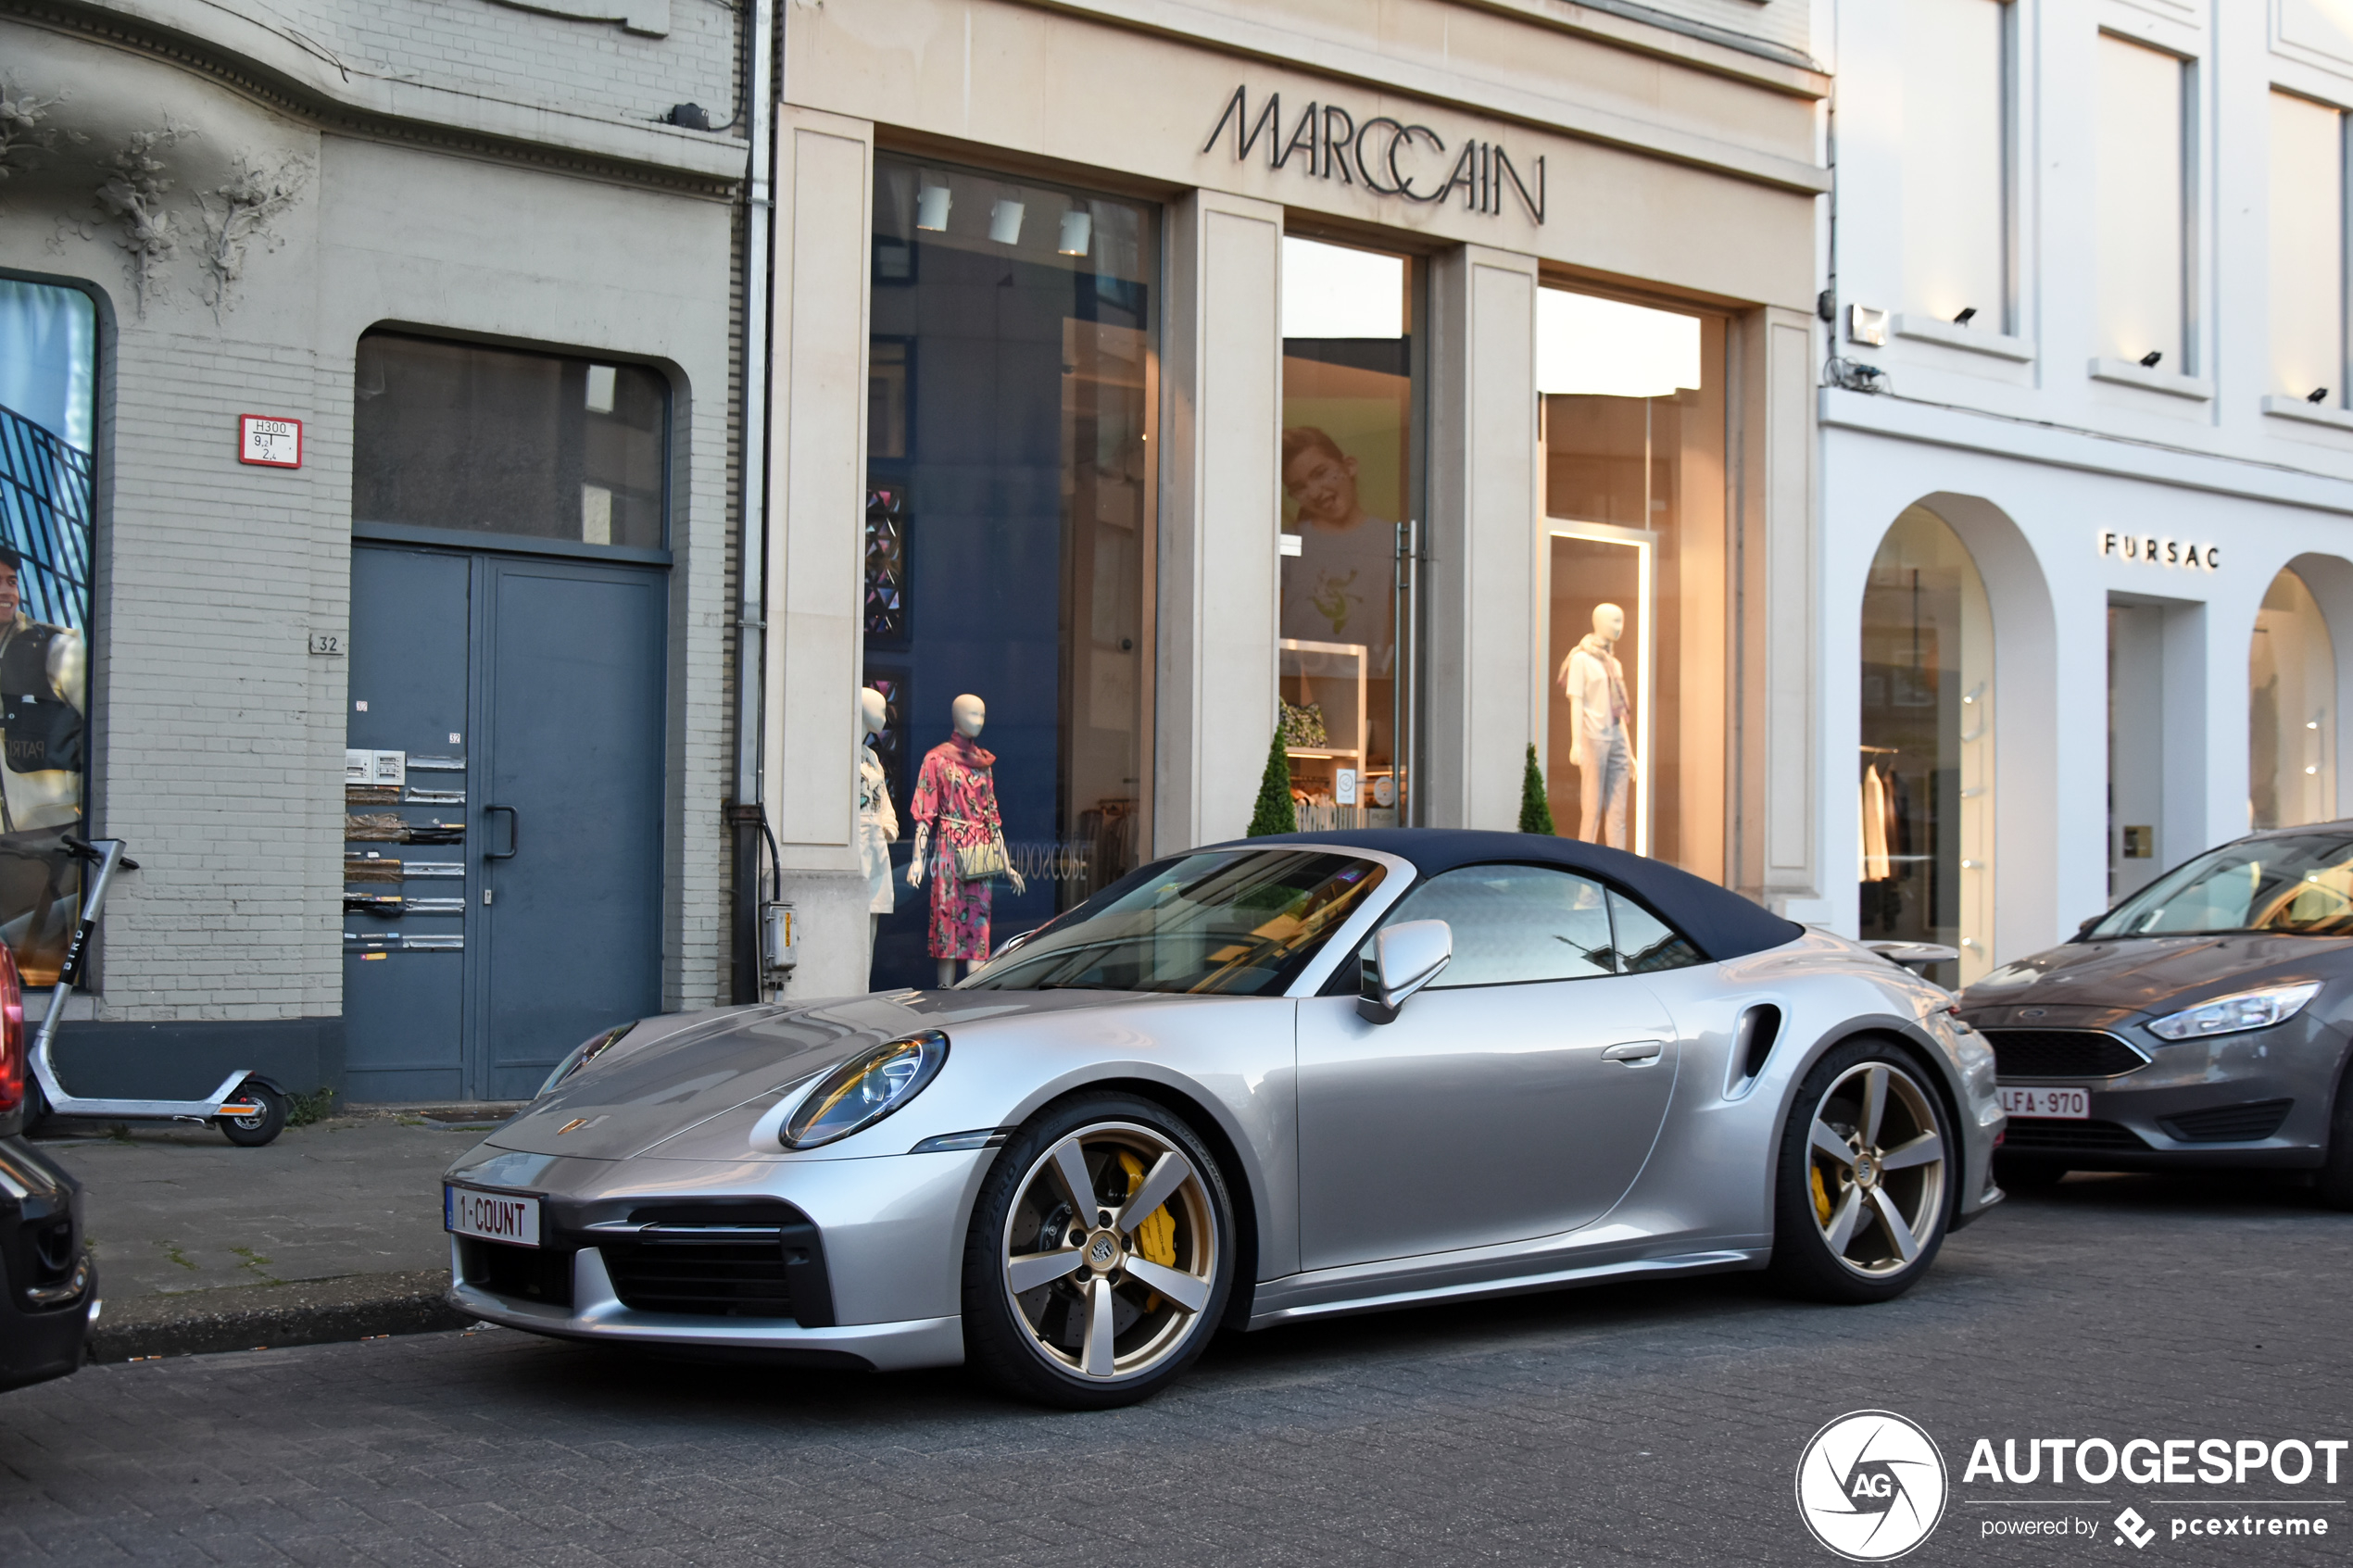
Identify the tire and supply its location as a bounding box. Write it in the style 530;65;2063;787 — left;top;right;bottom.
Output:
1993;1155;2069;1192
216;1083;286;1147
2319;1075;2353;1211
1767;1039;1954;1304
961;1092;1235;1410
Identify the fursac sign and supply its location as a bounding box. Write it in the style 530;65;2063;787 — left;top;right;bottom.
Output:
1203;86;1546;224
2099;530;2221;571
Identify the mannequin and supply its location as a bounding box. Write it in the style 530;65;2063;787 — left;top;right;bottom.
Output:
907;694;1026;985
856;688;899;979
1557;603;1638;848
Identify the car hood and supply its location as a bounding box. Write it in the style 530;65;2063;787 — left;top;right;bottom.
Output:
480;987;1153;1161
1957;933;2351;1022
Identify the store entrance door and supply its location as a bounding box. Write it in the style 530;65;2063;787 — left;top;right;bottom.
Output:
345;544;666;1103
2108;599;2169;903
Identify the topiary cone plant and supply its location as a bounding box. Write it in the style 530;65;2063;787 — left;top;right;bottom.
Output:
1247;724;1298;837
1518;742;1556;835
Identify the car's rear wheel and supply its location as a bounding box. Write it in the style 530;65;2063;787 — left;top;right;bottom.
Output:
1768;1041;1952;1303
962;1093;1233;1410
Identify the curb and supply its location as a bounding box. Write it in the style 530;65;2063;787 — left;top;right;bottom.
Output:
91;1271;474;1362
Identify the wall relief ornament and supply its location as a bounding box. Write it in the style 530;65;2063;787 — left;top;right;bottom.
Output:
198;154;311;318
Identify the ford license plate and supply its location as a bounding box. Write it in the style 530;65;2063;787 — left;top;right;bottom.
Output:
1998;1085;2090;1120
446;1185;541;1248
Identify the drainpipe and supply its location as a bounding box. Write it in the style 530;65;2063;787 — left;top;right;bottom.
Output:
729;0;777;1005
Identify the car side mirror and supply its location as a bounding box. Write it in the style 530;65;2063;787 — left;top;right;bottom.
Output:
1358;920;1452;1024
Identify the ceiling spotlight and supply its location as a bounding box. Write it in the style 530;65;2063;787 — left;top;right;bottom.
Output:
988;199;1026;246
1953;307;1977;326
2140;350;2164;368
1057;207;1093;257
2309;386;2331;404
915;184;950;232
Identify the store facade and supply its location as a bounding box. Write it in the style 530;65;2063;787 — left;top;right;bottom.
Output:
0;0;743;1101
760;0;1834;997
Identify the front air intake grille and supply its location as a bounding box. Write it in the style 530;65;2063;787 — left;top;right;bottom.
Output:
2159;1099;2295;1143
595;1201;835;1325
1983;1029;2150;1079
2001;1118;2151;1152
459;1236;573;1309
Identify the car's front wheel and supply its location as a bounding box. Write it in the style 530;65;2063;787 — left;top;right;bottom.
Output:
961;1093;1234;1409
1768;1041;1952;1303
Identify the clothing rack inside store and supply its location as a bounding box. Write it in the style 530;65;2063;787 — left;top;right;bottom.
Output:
1859;745;1899;755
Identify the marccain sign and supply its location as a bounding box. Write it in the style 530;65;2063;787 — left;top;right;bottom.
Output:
1202;86;1547;224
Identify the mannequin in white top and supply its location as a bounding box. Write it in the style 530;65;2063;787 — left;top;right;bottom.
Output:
856;688;899;977
1557;603;1637;848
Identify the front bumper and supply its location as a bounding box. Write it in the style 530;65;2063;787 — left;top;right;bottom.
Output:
442;1147;985;1371
1984;1016;2345;1170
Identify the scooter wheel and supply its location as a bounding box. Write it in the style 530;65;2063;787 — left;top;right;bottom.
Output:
217;1084;286;1147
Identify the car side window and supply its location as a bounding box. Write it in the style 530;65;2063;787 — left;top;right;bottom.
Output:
1368;865;1618;986
1608;890;1704;973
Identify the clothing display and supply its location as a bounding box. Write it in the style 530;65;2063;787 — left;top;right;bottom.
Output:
1279;517;1396;673
857;740;899;915
1561;631;1635;849
909;731;1007;960
1856;758;1910;884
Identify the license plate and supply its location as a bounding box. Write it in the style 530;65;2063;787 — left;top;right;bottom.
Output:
1999;1085;2091;1120
445;1186;541;1248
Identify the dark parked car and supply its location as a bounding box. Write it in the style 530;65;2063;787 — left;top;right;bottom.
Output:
1957;824;2353;1203
0;943;95;1391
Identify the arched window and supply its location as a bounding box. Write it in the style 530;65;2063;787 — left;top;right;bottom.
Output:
1858;507;1994;985
2250;568;2336;831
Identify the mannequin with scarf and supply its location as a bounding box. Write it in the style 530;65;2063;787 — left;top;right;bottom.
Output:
906;693;1026;985
1557;602;1638;849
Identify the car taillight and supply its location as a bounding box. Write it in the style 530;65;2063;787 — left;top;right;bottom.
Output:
0;941;23;1116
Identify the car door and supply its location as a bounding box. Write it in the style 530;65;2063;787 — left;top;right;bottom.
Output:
1295;864;1685;1271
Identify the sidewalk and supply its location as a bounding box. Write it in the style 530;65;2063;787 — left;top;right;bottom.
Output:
31;1105;518;1361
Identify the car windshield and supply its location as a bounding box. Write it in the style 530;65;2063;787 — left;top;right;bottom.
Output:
963;849;1387;996
2089;834;2353;938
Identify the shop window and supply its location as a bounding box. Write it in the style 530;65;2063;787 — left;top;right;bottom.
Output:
1540;288;1726;876
0;278;96;985
1279;236;1420;827
2095;34;2190;371
1858;507;1993;986
1902;0;2010;331
353;333;668;549
865;156;1153;986
2268;92;2346;406
2250;567;2336;831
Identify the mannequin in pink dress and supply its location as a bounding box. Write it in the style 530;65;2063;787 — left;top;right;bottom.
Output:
905;694;1026;985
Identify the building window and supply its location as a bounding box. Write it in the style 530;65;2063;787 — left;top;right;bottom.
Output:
2095;33;2192;371
353;333;669;549
2250;568;2336;831
0;278;96;985
2268;92;2347;406
1859;507;1993;987
1539;287;1726;876
1279;236;1420;827
1903;0;2010;331
865;155;1154;985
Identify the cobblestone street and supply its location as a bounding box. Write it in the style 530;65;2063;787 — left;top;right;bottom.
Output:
2;1172;2347;1567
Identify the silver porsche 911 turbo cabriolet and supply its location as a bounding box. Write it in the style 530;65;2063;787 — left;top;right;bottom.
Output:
442;829;2006;1408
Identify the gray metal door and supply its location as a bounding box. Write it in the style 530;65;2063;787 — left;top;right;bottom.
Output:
344;545;664;1103
1294;976;1680;1271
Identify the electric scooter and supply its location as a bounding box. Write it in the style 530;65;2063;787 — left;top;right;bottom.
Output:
25;837;285;1146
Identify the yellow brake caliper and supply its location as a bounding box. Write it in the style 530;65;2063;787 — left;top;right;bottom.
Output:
1810;1161;1833;1224
1117;1150;1177;1266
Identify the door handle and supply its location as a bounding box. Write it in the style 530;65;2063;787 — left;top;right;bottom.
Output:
484;804;519;861
1602;1040;1664;1065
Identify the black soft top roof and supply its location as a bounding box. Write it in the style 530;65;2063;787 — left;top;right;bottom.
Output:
1218;828;1805;963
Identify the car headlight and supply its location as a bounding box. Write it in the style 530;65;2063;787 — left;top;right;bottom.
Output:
2145;982;2323;1042
539;1022;635;1098
782;1031;949;1149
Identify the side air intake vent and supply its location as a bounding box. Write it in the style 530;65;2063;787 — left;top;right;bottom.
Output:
1733;1004;1783;1089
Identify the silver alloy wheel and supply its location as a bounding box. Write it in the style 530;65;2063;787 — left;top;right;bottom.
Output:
1805;1060;1946;1278
999;1121;1218;1382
